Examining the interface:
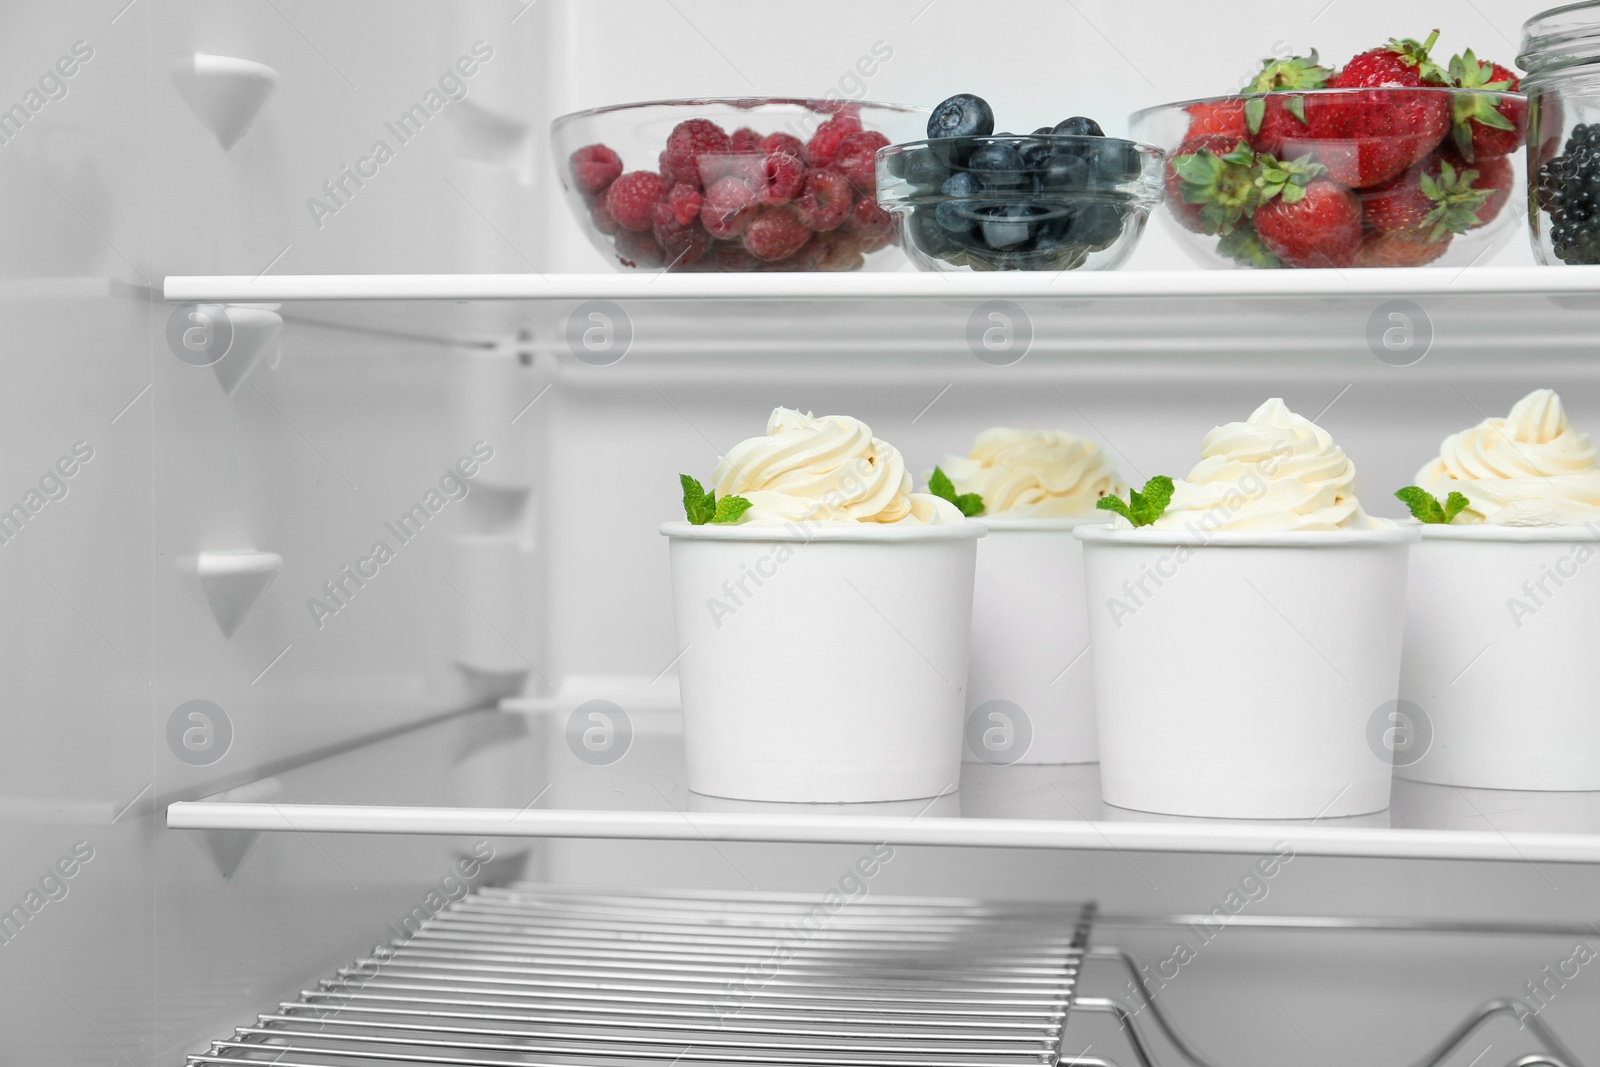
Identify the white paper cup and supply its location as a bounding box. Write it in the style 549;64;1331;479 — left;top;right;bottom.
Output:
662;520;983;803
1397;523;1600;790
1075;525;1417;819
965;516;1107;765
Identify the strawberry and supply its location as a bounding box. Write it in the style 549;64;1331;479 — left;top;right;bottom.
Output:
1166;136;1260;234
1217;225;1282;268
1185;98;1247;140
1331;30;1448;88
1362;156;1492;243
1242;51;1332;158
1253;177;1363;268
1354;232;1452;267
1299;87;1451;187
1437;147;1513;226
1448;49;1526;161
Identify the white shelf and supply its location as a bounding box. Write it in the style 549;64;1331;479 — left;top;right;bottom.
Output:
165;707;1600;865
158;266;1600;368
165;266;1600;303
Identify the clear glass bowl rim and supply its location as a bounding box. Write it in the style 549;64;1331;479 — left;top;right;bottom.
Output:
1520;1;1600;71
877;138;1166;206
1129;86;1527;129
880;135;1164;153
551;96;928;134
877;139;1165;209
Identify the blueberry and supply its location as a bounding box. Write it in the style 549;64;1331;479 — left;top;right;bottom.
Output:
936;173;981;233
905;148;949;191
1091;139;1144;185
942;172;981;197
1034;206;1078;248
1042;152;1090;192
979;202;1047;251
928;94;995;140
910;205;950;256
967;141;1024;187
1019;138;1054;173
932;135;977;169
1052;116;1104;137
1032;126;1054;136
1070;202;1125;251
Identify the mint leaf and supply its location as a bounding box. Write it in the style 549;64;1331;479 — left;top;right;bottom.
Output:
680;473;717;525
712;494;752;524
1444;491;1470;523
1098;476;1175;527
1394;485;1450;524
1134;475;1174;525
929;465;985;517
953;492;985;517
1096;495;1134;522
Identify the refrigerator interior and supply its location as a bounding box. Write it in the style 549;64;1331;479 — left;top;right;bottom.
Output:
2;1;1598;1064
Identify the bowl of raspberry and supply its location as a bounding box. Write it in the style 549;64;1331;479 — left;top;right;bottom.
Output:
877;95;1165;272
1130;32;1527;269
553;98;927;271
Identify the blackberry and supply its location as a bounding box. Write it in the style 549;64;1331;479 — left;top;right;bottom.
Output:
1541;122;1600;264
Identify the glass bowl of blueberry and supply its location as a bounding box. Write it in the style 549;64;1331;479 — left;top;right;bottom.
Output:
876;94;1165;272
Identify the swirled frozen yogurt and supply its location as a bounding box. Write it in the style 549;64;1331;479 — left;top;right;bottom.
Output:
1146;397;1381;532
711;408;963;526
938;428;1126;517
1414;389;1600;526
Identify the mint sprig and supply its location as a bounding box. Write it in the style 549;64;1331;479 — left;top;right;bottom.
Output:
1394;486;1469;524
680;474;751;525
1096;475;1174;527
928;466;985;517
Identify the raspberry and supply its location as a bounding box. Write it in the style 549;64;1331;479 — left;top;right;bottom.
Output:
701;176;760;239
714;241;761;271
730;127;763;153
743;205;812;261
771;234;829;271
666;183;703;226
605;171;668;231
817;231;866;272
613;227;664;268
760;151;806;205
589;197;620;235
832;130;889;196
844;196;893;252
661;118;731;187
794;168;853;232
652;202;712;268
760;132;804;157
569;144;623;198
695;151;763;188
803;113;863;167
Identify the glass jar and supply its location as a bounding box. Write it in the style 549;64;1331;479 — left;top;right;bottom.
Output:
1521;1;1600;264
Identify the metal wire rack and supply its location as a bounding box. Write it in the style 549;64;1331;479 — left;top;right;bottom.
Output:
186;885;1582;1067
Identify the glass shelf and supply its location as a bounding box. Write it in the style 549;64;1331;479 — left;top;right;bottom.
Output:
165;705;1600;864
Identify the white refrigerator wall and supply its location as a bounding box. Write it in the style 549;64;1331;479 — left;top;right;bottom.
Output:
2;2;1597;1066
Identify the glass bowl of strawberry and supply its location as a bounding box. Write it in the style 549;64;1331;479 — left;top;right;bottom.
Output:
1130;35;1527;269
552;98;927;271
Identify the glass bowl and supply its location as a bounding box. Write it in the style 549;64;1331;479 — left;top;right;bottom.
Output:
1130;88;1527;269
876;136;1165;271
1522;1;1600;264
551;98;928;272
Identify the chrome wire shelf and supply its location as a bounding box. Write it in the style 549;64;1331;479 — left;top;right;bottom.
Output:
189;887;1093;1067
186;886;1584;1067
